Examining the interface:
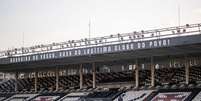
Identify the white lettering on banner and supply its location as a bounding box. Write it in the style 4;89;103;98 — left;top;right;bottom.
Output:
9;39;170;63
149;39;170;48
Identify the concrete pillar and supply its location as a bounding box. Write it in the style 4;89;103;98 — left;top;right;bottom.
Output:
92;63;96;88
79;64;83;89
151;57;155;87
66;67;68;76
34;71;38;92
185;57;190;84
55;67;59;91
135;59;139;88
3;73;5;80
14;72;18;92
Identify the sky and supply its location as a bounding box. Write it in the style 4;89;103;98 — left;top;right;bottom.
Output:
0;0;201;50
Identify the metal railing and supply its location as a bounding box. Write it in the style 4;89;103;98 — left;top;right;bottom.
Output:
0;23;200;58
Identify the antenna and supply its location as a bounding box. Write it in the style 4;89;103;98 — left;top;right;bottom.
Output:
88;18;91;40
177;1;181;26
88;18;92;57
22;32;24;48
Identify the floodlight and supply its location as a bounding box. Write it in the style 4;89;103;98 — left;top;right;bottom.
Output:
182;29;186;33
129;36;132;39
61;45;64;48
151;34;154;37
85;41;88;45
186;24;190;27
117;33;120;37
141;30;144;34
95;40;98;44
133;35;136;39
172;31;175;34
88;41;91;44
120;37;123;41
177;29;180;33
133;31;137;34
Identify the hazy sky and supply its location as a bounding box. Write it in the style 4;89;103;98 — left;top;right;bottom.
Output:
0;0;201;50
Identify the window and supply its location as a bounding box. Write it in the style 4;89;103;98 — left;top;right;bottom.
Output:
74;50;77;55
94;47;96;54
40;55;43;59
158;40;162;46
9;58;12;63
142;42;145;48
126;44;130;50
163;40;167;46
66;51;68;56
103;47;107;53
154;41;157;47
63;51;66;57
18;57;20;62
97;47;100;53
69;51;71;56
36;55;38;60
114;45;118;51
23;57;25;61
59;52;62;57
137;43;141;48
87;49;90;54
83;49;86;55
20;57;23;62
122;44;125;50
100;47;103;53
25;56;28;61
52;53;55;58
78;49;81;55
91;48;93;54
130;43;134;49
46;54;49;59
12;58;14;62
49;54;52;59
28;56;30;61
108;46;111;52
43;54;46;59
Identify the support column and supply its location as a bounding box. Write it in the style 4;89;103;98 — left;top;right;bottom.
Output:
185;57;190;85
56;67;59;91
34;71;38;92
92;63;96;88
14;72;18;92
135;59;139;88
151;57;155;87
79;64;83;89
3;73;5;80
